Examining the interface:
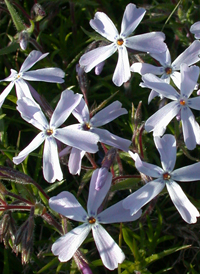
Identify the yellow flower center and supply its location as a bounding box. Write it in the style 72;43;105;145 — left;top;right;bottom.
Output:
163;172;171;180
46;129;54;136
88;216;96;224
180;99;186;106
117;38;124;46
83;123;91;131
165;67;172;75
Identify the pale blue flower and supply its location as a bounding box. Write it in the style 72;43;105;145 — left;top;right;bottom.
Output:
123;134;200;224
79;3;167;86
141;64;200;150
49;168;142;270
13;90;99;183
131;41;200;102
0;50;65;108
64;98;131;175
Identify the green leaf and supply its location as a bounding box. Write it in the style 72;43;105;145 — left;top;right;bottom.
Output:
111;178;141;191
0;42;19;55
4;0;25;32
122;225;136;254
37;257;59;273
145;245;191;265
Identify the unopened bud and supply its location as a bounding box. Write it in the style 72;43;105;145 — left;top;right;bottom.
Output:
134;101;142;127
74;250;93;274
31;3;46;22
95;167;109;191
101;148;117;169
95;61;105;75
76;64;88;95
19;30;29;50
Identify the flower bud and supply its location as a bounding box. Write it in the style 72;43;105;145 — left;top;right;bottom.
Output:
31;3;46;22
95;167;109;191
101;148;117;169
76;64;88;95
19;30;29;50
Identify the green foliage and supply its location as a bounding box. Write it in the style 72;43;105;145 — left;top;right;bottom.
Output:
0;0;200;273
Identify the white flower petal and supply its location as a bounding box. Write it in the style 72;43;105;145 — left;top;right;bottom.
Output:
90;12;118;42
49;191;87;221
170;71;181;89
68;148;85;175
134;153;163;177
79;44;117;73
90;101;127;127
180;64;199;98
0;69;17;82
52;224;91;262
189;97;200;110
98;200;142;223
122;179;165;215
154;135;176;172
72;98;90;123
141;73;178;100
172;40;200;69
148;90;160;104
150;48;171;67
92;224;125;270
190;21;200;39
20;50;49;72
50;90;82;128
172;162;200;182
13;132;45;164
120;3;146;37
0;82;14;108
166;181;199;224
126;32;167;53
43;137;63;183
112;46;131;86
91;128;131;152
15;78;34;99
22;68;65;83
181;107;198;150
87;169;112;215
145;101;180;133
55;125;99;153
131;62;163;75
17;97;48;131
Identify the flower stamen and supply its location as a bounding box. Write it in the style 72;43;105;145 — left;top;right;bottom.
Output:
117;38;124;46
163;172;171;180
46;129;54;136
83;123;91;131
88;216;96;224
180;99;186;106
165;67;172;75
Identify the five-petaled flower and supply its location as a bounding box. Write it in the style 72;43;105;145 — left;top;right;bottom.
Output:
0;50;65;108
79;3;167;86
13;90;99;183
63;98;131;175
131;41;200;103
141;64;200;150
123;134;200;224
49;168;142;270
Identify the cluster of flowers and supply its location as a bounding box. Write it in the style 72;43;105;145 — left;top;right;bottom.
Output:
2;2;200;271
